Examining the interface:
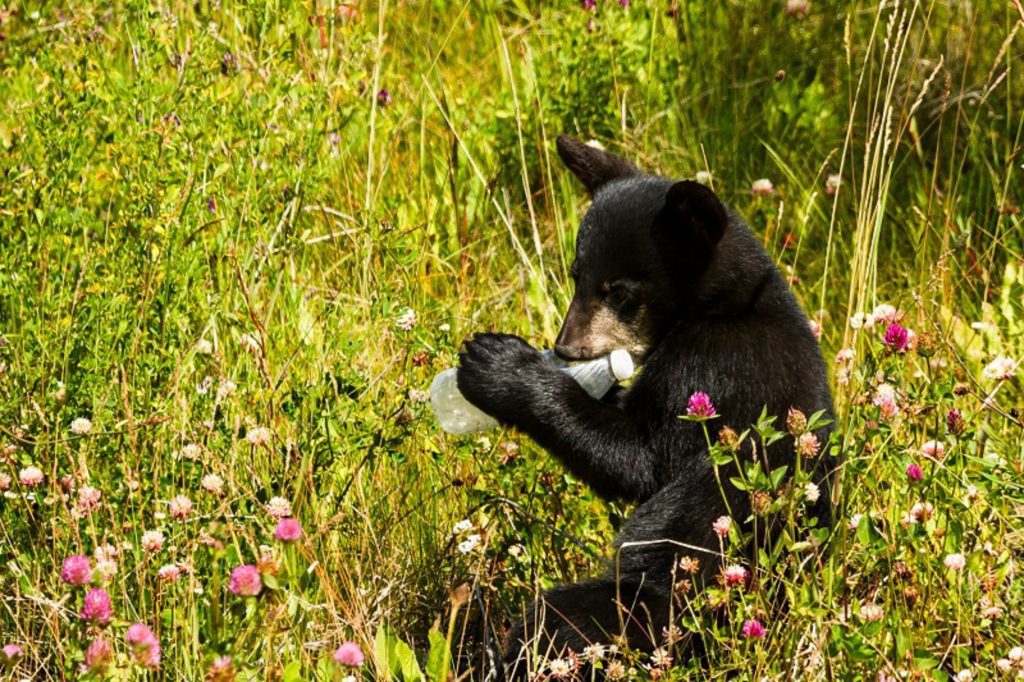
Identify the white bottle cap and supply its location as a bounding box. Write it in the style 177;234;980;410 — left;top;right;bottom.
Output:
609;349;634;381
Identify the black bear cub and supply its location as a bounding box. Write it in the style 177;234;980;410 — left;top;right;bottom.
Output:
457;135;835;678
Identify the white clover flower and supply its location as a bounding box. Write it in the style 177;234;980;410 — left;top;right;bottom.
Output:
141;530;165;553
77;485;101;513
871;304;899;326
605;660;626;679
860;602;884;622
547;658;573;678
265;496;292;519
158;564;182;582
196;375;214;395
176;443;202;460
217;379;237;400
94;558;118;582
650;647;672;668
909;501;933;522
803;482;821;503
395;308;417;331
70;418;93;435
751;178;774;196
921;440;945;460
195;339;214;354
169;495;193;519
246;426;271;446
982;356;1017;382
202;474;224;495
240;333;261;354
457;533;480;554
944;553;966;571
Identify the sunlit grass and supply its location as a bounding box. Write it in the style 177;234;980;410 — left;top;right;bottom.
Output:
0;0;1022;679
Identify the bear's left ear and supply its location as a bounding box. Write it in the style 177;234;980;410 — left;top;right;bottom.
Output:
556;135;639;195
661;180;728;247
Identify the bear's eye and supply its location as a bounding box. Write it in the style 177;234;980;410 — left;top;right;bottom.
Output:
603;279;639;308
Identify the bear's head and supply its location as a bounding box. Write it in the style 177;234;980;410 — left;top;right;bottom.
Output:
554;135;729;362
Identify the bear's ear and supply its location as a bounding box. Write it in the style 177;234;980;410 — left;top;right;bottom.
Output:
662;180;728;247
556;135;638;195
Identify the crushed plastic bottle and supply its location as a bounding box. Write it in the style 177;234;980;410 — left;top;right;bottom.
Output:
430;349;634;435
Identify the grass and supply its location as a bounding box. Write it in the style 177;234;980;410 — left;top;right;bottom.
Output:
0;0;1022;679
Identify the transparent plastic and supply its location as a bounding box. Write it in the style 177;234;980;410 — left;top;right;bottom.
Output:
430;349;634;435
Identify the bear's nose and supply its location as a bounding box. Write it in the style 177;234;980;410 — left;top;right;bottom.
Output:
554;343;591;361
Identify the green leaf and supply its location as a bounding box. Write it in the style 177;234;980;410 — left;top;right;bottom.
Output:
806;409;833;432
728;476;748;491
282;661;302;682
376;626;423;681
425;629;450;682
895;624;912;658
769;465;789;490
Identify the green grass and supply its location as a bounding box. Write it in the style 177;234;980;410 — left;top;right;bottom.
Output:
0;0;1022;679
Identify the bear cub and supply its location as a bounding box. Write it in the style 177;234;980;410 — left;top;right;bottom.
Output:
457;135;835;678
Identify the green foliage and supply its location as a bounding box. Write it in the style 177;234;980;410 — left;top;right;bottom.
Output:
0;0;1021;680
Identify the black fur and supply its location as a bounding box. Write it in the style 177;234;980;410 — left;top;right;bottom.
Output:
457;136;835;678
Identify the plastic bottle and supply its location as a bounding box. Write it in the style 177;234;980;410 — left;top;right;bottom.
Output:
430;349;635;435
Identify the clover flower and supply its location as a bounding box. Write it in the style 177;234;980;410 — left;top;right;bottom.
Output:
18;466;43;487
395;308;417;331
169;495;193;519
860;603;884;622
157;564;182;582
906;464;923;482
751;178;774;196
207;656;235;681
685;392;717;418
741;619;766;638
84;637;113;674
77;486;102;514
265;496;292;519
246;426;272;446
723;564;748;587
202;474;225;495
141;530;165;553
921;440;945;460
882;323;910;353
797;432;821;458
944;553;966;572
80;588;113;623
61;555;92;586
274;518;302;542
126;623;161;669
982;356;1017;382
333;641;365;667
229;565;262;597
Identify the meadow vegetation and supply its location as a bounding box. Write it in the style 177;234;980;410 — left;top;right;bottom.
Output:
0;0;1022;679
